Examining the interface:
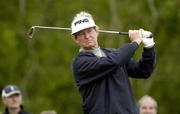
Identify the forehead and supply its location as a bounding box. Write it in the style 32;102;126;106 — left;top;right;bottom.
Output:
141;100;155;107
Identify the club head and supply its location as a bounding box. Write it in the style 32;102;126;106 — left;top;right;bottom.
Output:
28;26;35;38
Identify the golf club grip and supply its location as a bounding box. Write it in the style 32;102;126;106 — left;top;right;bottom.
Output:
118;32;128;35
98;30;128;36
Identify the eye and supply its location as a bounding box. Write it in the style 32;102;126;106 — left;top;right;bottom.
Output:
76;31;84;36
142;106;147;109
149;106;155;110
87;28;93;33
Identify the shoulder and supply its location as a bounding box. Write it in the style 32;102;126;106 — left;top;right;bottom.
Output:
72;52;96;68
102;48;117;52
72;51;96;62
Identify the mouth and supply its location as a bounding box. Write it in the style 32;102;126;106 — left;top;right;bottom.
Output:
87;41;94;45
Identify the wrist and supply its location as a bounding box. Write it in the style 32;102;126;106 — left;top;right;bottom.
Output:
132;40;141;45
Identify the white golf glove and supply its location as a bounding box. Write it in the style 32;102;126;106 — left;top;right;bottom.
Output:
142;30;155;48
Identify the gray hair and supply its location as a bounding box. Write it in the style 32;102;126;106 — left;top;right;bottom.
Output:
138;95;158;109
72;11;94;21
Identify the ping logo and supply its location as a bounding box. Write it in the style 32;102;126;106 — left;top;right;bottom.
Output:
74;18;89;26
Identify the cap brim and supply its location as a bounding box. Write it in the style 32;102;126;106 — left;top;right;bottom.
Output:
72;25;96;35
3;91;21;97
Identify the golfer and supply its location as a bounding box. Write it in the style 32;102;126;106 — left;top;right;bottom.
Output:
71;11;156;114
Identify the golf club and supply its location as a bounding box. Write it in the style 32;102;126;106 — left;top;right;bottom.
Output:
28;26;129;38
28;26;153;38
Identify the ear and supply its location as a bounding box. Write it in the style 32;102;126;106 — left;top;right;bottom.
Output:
2;97;6;104
72;35;79;44
95;26;99;35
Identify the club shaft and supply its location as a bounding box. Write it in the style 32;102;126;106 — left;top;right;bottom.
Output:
28;26;128;38
32;26;71;30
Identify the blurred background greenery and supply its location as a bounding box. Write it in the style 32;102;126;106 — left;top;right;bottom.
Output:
0;0;179;114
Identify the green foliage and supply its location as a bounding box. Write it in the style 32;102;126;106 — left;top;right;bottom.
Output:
0;0;179;113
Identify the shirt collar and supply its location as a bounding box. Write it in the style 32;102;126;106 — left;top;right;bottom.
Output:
79;47;106;58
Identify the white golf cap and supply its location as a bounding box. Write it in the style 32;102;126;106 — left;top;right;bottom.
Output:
2;85;21;97
71;11;96;34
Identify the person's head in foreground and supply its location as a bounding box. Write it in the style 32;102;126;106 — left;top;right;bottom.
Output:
138;95;157;114
2;84;30;114
40;110;57;114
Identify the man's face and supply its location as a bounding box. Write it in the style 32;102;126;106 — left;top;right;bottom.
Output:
139;100;157;114
2;94;22;109
73;27;99;50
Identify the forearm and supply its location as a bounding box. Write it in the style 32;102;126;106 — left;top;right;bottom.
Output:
106;42;139;66
127;47;156;78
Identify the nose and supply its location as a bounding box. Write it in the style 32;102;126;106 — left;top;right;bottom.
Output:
84;31;90;39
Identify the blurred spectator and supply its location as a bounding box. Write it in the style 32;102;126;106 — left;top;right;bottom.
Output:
1;84;31;114
40;110;57;114
138;95;157;114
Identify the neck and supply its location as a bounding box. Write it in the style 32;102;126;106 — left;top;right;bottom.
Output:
80;46;99;51
79;47;99;51
79;47;106;58
81;43;99;50
8;107;21;114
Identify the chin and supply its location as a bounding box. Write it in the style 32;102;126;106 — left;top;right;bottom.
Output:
10;104;21;108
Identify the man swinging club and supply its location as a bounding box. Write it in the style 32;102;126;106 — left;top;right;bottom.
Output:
71;11;156;114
